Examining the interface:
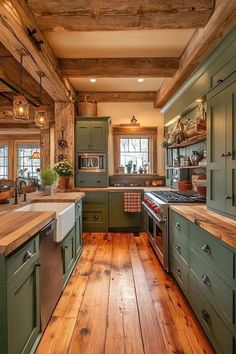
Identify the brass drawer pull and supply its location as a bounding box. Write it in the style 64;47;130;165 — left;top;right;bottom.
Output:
175;267;181;278
201;309;211;325
201;274;211;287
23;250;33;263
202;244;211;254
176;222;181;230
175;245;181;253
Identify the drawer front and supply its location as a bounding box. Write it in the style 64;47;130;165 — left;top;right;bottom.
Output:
6;235;39;281
83;191;108;204
170;251;188;294
170;210;188;238
208;39;236;90
75;200;82;220
190;248;233;324
76;173;108;188
189;274;234;354
190;223;234;280
171;228;189;264
82;205;108;232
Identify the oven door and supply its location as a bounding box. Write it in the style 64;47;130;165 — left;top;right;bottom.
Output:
144;207;168;271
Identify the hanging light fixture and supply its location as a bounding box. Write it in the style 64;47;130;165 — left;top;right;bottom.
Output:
13;52;29;120
30;150;40;159
35;72;49;129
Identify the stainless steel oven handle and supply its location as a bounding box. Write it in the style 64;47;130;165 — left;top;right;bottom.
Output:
142;202;166;225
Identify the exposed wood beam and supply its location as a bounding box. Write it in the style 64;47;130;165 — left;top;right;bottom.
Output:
0;0;74;101
78;92;156;102
27;0;214;31
59;58;179;78
155;0;236;108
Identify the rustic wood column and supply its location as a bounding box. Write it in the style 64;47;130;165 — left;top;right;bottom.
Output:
54;102;75;167
40;128;50;171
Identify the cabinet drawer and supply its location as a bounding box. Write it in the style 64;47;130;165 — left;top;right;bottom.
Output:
190;248;233;324
189;274;234;354
83;191;108;204
82;205;108;232
190;223;235;280
171;251;188;294
76;173;108;188
208;39;236;90
75;200;82;220
170;211;188;238
6;236;39;281
171;228;189;264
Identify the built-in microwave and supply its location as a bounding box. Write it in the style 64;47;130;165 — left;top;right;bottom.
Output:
77;153;106;172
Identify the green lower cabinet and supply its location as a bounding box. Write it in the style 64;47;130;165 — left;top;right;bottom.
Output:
75;217;82;260
62;226;76;285
0;235;40;354
82;192;108;232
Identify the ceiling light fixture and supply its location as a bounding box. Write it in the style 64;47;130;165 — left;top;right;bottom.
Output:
35;72;49;129
196;99;202;103
90;78;96;83
30;151;40;159
13;52;29;120
137;78;144;83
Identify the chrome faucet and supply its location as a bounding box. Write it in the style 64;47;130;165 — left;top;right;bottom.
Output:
14;177;32;204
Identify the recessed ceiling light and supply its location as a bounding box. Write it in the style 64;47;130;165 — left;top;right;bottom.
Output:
90;78;96;83
137;78;144;83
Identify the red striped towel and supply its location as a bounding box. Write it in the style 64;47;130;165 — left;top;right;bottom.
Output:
124;192;141;213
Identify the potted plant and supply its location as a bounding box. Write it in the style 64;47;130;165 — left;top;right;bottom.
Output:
40;167;58;195
125;160;133;173
54;160;73;190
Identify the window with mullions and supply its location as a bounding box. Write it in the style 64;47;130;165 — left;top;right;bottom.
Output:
17;143;40;178
0;144;8;179
120;137;150;172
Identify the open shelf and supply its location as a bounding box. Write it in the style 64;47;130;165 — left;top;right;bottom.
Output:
166;165;206;170
168;134;206;149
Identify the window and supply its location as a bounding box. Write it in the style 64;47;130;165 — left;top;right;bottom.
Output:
17;143;40;178
113;126;157;174
0;143;8;178
120;137;150;172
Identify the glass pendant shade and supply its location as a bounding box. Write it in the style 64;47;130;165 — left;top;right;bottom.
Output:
35;105;49;129
13;95;29;120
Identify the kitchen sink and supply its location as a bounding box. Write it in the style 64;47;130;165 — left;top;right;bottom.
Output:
16;202;75;242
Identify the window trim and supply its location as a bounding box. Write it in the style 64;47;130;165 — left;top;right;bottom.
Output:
14;140;40;179
0;140;9;179
113;126;158;174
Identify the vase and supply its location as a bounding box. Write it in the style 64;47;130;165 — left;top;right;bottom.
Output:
44;185;54;196
59;176;69;191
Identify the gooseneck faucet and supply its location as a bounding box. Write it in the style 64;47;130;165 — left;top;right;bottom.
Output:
14;177;32;204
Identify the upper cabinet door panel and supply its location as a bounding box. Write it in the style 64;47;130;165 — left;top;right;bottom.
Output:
76;123;91;151
90;123;107;151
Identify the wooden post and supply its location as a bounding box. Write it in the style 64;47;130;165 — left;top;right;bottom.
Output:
54;102;75;187
40;128;50;171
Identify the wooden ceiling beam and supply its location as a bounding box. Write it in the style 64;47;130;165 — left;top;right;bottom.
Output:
0;0;75;102
59;58;179;78
27;0;214;31
155;0;236;108
78;92;156;102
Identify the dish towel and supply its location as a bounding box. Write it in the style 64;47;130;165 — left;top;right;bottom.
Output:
124;192;141;213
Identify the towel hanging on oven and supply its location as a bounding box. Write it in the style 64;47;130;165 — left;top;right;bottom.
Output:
124;192;141;213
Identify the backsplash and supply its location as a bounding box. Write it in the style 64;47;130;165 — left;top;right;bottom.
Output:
109;174;165;187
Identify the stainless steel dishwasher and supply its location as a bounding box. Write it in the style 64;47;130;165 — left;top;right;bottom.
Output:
39;219;64;332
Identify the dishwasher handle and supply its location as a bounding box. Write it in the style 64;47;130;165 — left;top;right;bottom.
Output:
40;219;56;237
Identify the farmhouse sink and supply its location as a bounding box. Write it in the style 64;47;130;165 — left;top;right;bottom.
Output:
16;202;75;242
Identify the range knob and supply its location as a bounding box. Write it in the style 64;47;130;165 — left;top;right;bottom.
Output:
154;206;160;214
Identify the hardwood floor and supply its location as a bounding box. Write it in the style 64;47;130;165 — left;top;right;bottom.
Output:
36;233;215;354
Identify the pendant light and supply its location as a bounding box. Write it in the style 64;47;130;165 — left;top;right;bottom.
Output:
13;53;29;120
35;72;49;129
30;150;40;159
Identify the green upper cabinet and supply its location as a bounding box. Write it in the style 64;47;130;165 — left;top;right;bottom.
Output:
76;117;111;152
207;78;236;217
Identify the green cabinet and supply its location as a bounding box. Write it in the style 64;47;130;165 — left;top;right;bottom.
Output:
0;235;40;354
75;200;83;260
207;78;236;217
76;117;110;152
62;226;76;285
82;192;108;232
169;209;236;354
108;192;142;232
75;172;108;188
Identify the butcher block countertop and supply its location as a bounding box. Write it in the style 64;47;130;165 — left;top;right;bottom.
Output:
0;211;56;256
71;187;169;192
170;204;236;249
32;192;85;203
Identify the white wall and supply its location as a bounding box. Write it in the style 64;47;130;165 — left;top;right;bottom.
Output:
97;102;165;175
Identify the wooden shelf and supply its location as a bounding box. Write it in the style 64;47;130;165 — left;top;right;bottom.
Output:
168;134;206;149
166;165;206;170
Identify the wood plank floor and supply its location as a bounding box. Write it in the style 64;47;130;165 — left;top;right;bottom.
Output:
36;233;215;354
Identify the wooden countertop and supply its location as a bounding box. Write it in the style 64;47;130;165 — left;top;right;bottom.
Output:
70;187;169;192
32;192;85;203
170;204;236;249
0;192;44;216
0;211;56;256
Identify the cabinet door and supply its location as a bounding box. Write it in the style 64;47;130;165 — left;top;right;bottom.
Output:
90;123;107;151
225;81;236;216
76;122;91;151
62;227;76;285
207;89;227;213
7;261;40;354
75;217;82;260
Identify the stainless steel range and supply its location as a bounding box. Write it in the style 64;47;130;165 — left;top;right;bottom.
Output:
143;190;205;272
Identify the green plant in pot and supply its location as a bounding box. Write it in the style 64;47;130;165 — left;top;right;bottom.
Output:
125;160;133;174
54;160;73;190
40;167;59;195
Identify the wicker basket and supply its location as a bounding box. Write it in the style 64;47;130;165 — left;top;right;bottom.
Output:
78;95;97;116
